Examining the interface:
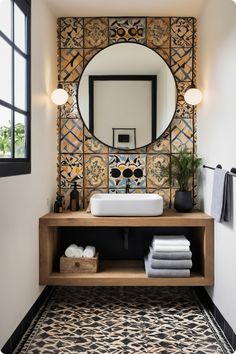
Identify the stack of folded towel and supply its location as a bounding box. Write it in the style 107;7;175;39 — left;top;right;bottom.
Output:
145;236;192;278
65;244;96;258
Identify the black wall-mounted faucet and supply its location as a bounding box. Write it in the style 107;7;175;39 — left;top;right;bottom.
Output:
125;178;131;194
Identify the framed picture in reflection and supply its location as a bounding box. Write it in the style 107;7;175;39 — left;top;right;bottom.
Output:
112;128;136;150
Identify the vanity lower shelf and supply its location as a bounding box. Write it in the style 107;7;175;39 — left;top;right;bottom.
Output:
47;260;209;286
39;210;214;287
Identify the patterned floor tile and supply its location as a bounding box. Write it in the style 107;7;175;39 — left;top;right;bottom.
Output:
171;118;193;153
147;154;170;189
109;18;146;44
60;83;79;119
59;18;83;48
84;127;108;154
14;287;233;354
84;154;108;188
171;18;194;48
61;119;83;153
147;18;170;48
60;154;83;188
84;18;108;48
147;130;171;154
171;47;193;82
60;48;83;82
109;154;146;189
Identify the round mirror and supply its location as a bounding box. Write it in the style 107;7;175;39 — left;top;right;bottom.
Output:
78;43;177;150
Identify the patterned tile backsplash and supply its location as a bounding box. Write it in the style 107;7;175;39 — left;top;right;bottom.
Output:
57;17;197;209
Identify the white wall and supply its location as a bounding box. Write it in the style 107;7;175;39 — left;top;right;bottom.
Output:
198;0;236;333
0;0;57;348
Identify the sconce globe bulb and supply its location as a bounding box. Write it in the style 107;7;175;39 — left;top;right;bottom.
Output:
184;88;202;106
51;88;68;105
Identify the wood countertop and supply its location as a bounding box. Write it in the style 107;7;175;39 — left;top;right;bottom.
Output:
39;209;213;227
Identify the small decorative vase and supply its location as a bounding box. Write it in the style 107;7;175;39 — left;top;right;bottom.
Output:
174;191;193;212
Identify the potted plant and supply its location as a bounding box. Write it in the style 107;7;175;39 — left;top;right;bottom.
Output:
161;148;202;212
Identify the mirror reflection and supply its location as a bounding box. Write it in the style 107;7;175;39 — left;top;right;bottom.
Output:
78;43;177;149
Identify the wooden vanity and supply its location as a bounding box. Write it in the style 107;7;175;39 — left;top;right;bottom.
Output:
39;210;214;286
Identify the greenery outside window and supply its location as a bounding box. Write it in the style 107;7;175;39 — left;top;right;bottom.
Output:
0;0;31;177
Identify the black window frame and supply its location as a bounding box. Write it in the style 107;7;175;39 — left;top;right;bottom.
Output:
0;0;31;177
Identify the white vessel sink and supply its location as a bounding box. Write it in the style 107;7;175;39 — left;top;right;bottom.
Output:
90;193;163;216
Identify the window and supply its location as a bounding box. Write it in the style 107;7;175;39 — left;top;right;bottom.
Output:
0;0;31;177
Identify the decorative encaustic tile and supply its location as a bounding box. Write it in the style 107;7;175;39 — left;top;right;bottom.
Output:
84;154;108;188
60;83;79;119
60;48;83;82
171;118;193;153
147;154;170;189
171;47;193;82
61;188;83;210
147;189;171;209
84;18;108;48
147;18;170;48
171;18;194;48
84;48;101;66
84;188;108;209
109;18;146;44
60;154;83;188
109;147;147;154
109;155;146;189
147;129;170;154
109;188;147;194
154;47;171;65
84;127;108;154
176;82;194;119
59;18;83;48
60;119;83;154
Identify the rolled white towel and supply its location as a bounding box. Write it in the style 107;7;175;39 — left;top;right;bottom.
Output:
83;245;96;258
65;244;83;258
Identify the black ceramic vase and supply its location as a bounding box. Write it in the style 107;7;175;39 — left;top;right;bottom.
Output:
174;191;193;212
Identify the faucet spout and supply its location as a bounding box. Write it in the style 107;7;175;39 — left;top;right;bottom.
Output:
125;178;131;194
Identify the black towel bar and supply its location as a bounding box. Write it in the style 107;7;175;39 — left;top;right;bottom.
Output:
203;165;236;177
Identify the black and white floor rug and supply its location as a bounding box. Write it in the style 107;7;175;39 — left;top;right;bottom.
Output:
14;287;233;353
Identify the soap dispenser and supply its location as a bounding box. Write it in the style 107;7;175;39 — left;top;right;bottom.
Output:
70;182;80;211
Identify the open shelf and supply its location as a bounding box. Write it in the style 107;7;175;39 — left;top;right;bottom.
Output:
47;260;208;286
39;210;214;287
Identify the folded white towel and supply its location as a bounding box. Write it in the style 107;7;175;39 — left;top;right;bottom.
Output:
65;244;83;258
83;245;96;258
153;235;190;246
152;244;190;252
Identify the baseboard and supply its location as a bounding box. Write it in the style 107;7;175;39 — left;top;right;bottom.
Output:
196;287;236;350
1;286;52;354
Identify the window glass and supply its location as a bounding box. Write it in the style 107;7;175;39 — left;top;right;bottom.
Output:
0;105;12;158
15;112;26;158
0;0;12;39
14;3;26;52
0;37;12;104
14;51;26;110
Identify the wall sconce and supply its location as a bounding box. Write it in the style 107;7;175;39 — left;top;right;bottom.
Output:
184;87;202;106
51;84;68;105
